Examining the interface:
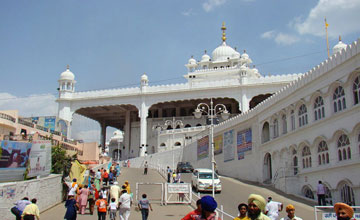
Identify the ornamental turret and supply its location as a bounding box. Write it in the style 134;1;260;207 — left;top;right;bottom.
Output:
58;65;76;98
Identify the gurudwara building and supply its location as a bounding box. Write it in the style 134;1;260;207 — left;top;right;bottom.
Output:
57;24;360;205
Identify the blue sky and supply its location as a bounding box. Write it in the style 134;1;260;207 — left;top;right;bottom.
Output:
1;0;360;141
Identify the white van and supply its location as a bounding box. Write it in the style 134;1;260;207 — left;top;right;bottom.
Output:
191;168;221;193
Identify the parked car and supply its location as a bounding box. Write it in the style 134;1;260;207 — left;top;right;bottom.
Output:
176;162;194;173
191;168;221;193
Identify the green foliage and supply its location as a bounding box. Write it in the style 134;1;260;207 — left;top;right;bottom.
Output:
51;144;77;177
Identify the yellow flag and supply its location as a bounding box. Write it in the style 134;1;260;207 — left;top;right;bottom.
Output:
325;18;329;28
69;160;87;185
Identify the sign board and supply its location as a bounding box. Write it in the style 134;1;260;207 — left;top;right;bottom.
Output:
322;213;360;219
197;136;209;160
167;183;190;193
165;183;192;205
27;140;52;177
223;129;234;162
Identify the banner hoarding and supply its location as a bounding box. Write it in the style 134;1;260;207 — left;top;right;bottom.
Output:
197;136;209;160
223;130;234;162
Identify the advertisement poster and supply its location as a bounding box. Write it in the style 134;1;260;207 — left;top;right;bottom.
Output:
237;128;252;160
44;117;56;131
0;141;32;169
223;130;235;162
57;119;68;136
197;136;209;160
27;140;52;177
214;135;223;155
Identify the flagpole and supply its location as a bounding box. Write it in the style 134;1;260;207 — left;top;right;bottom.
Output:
325;17;330;58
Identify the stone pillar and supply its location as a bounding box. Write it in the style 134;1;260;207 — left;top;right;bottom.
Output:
100;122;106;151
241;93;249;113
124;110;131;158
139;103;149;157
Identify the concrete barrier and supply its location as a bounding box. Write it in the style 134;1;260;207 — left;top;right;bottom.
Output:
0;174;62;220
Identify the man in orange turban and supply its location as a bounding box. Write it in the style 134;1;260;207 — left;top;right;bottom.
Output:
334;203;353;220
280;204;303;220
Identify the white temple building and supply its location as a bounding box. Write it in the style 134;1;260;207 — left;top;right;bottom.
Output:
57;24;360;205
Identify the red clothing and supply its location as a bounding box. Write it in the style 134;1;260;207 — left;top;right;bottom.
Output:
95;199;108;212
182;209;201;220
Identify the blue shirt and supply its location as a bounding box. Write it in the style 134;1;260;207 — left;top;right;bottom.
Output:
15;199;31;212
139;198;150;209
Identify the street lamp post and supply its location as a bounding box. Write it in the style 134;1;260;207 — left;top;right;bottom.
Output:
117;139;121;164
194;98;229;197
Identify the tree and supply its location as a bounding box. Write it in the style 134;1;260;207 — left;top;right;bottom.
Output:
51;144;77;177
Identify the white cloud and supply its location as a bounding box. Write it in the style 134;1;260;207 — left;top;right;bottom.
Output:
261;30;276;39
203;0;227;12
292;0;360;38
182;8;195;16
260;31;299;46
0;93;57;116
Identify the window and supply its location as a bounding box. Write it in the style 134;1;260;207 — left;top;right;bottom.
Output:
302;146;312;168
273;119;279;138
317;141;329;165
354;76;360;105
314;96;325;121
337;134;351;161
282;114;287;134
303;186;314;199
340;183;355;205
291;110;295;131
298;104;308;127
293;156;298;175
262;122;270;143
333;86;346;113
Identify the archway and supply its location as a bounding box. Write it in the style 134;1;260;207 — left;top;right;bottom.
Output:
263;153;272;182
262;122;270;143
249;94;273;109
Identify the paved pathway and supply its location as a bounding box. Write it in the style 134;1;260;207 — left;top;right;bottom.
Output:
42;167;192;219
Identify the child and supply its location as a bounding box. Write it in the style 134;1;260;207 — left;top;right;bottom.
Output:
138;194;153;220
108;197;118;220
95;195;108;220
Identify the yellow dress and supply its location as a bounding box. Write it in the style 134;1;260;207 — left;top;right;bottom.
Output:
234;216;251;220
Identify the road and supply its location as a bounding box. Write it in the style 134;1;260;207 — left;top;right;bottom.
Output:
181;172;315;219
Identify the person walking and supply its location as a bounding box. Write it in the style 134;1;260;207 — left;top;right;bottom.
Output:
108;170;114;185
11;197;31;220
119;187;132;220
21;198;40;220
198;195;222;220
110;181;121;204
144;161;148;175
138;193;153;220
234;203;250;220
108;198;118;220
124;181;131;194
99;187;108;202
78;185;90;214
64;195;78;220
95;169;101;191
280;204;303;220
95;195;108;220
167;166;172;183
334;202;354;220
88;182;96;215
317;181;326;206
265;197;283;220
102;170;109;186
68;178;79;196
247;194;271;220
181;199;202;220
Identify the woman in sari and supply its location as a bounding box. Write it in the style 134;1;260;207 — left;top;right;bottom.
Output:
78;185;90;214
64;195;78;220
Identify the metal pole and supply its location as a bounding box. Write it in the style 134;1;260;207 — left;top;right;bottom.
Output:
117;140;120;163
173;117;175;171
210;98;215;198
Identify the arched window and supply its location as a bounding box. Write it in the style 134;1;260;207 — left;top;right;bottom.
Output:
333;86;346;113
282;114;287;134
196;123;202;127
262;122;270;143
303;186;314;199
293;156;298;175
291;110;295;130
273;119;279;138
338;134;351;161
184;124;191;128
298;104;308;127
324;185;333;205
302;146;311;169
317;141;329;165
314;96;325;121
340;183;355;205
353;76;360;105
160;143;166;147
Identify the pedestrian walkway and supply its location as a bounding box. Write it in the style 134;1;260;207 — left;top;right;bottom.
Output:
41;167;192;219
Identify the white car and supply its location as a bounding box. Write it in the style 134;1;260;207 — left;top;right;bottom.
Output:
191;168;221;193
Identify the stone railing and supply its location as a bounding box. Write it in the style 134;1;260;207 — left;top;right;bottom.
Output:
0;112;16;123
18;118;35;127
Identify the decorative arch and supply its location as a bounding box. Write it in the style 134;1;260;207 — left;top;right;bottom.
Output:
184;124;191;128
249;93;273;109
336;179;356;205
302;185;315;199
262;121;270;143
174;142;182;147
263;153;272;182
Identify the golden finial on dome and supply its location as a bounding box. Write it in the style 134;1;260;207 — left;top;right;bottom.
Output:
66;64;70;70
221;22;227;42
339;35;342;41
204;50;207;54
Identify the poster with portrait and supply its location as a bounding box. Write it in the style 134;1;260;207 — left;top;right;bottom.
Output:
197;136;209;160
237;128;252;160
27;140;52;177
44;116;56;131
223;130;235;162
0;141;32;169
214;135;223;155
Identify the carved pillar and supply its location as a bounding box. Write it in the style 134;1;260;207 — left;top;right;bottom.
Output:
100;121;107;150
124;110;131;158
139;103;149;157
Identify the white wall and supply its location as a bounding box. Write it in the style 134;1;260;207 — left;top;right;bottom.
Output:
0;174;62;220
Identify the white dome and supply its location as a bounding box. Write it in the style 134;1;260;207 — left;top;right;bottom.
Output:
60;68;75;81
333;37;347;55
212;42;238;61
232;50;240;58
188;57;197;65
240;64;248;71
141;73;148;81
201;53;211;62
241;51;249;59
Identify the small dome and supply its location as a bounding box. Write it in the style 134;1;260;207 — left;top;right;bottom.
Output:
240;64;248;71
188;56;197;65
141;73;148;81
201;51;211;62
333;36;347;55
241;50;249;59
212;42;238;61
60;67;75;81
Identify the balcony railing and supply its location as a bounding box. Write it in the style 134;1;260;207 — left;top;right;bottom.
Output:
18;118;35;128
36;124;49;132
0;113;16;123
